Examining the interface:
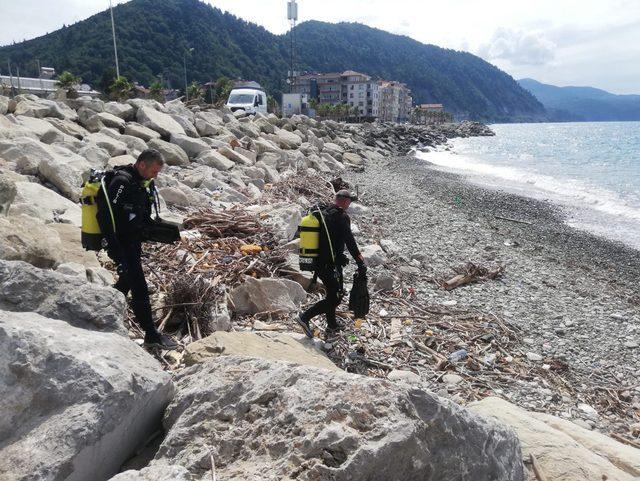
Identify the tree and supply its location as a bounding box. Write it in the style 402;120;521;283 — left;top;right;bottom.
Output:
55;71;81;98
99;67;117;96
186;81;202;102
149;80;164;102
213;76;233;106
267;95;278;114
109;76;134;101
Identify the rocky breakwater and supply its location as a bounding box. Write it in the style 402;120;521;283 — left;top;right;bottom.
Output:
0;92;523;480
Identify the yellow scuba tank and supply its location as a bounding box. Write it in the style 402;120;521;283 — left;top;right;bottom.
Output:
80;169;119;251
80;176;103;251
298;212;320;271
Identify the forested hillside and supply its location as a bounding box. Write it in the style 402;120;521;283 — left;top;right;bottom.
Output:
0;0;546;121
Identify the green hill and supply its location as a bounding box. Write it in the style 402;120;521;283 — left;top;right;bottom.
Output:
0;0;546;122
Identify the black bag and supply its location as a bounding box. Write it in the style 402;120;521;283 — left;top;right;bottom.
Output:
143;218;181;244
348;272;370;318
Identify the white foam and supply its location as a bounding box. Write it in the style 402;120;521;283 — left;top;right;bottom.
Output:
416;148;640;249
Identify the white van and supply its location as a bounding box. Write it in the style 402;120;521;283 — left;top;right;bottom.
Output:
226;88;267;115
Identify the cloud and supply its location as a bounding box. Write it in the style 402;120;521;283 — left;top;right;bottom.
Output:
477;28;556;66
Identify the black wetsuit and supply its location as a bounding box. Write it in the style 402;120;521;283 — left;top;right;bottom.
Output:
302;205;361;328
96;164;157;336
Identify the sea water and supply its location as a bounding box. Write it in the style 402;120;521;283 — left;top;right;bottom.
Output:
416;122;640;249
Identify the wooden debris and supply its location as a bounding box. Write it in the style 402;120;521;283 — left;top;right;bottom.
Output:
438;262;504;290
529;453;548;481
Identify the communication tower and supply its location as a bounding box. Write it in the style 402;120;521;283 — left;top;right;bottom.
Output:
287;0;298;92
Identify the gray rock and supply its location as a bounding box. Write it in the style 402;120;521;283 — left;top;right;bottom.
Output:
217;145;254;166
110;464;193;481
0;174;17;216
0;310;174;481
0;95;9;115
0;215;62;268
169;114;198;138
373;274;394;291
104;101;136;121
169;134;210;160
0;259;127;334
136;106;186;138
15;116;65;143
388;369;422;384
78;143;111;169
135;356;523;481
273;127;303;149
124;122;162;142
86;132;128;157
96;111;127;130
361;244;388;267
342;152;364;166
37;143;92;200
148;138;190;166
9;181;81;226
46;117;90;139
195;150;235;171
229;276;307;315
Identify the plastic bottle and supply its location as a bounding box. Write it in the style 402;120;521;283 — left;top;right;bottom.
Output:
448;349;468;363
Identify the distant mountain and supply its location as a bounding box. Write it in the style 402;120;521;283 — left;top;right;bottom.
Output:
0;0;546;122
518;78;640;121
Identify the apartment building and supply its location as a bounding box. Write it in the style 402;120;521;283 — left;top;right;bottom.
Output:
290;70;411;121
378;81;413;122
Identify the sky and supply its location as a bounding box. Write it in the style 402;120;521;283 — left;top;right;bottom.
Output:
1;0;638;94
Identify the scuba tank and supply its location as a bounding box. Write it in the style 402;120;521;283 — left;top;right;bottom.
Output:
298;204;336;271
80;170;114;251
298;211;321;271
80;167;129;251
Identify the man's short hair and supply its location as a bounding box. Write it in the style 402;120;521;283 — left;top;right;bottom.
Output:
136;148;164;166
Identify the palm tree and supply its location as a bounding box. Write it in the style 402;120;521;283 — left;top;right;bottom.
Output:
186;81;203;102
149;81;164;102
55;71;81;98
109;76;134;101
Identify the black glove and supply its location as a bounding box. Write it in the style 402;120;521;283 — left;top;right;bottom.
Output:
356;260;367;276
337;254;349;267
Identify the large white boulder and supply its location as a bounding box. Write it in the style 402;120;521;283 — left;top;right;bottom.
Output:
46;117;90;139
217;145;253;166
15;116;65;143
169;114;198;138
184;331;340;371
0;259;126;335
123;356;524;481
273;127;303;149
228;276;307;315
0;215;62;268
124;122;161;142
104;101;136;121
0;137;52;175
86;132;128;157
38;143;92;200
9;181;81;226
96;111;127;130
469;397;640;481
148;138;189;166
195;150;235;171
0;310;174;481
169;134;210;160
136;106;186;138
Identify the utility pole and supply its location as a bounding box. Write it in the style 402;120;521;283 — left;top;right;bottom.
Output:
7;60;14;96
183;47;194;102
287;0;298;93
109;0;120;78
37;58;44;93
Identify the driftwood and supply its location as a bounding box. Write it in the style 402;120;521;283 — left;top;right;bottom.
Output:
438;262;504;290
529;453;548;481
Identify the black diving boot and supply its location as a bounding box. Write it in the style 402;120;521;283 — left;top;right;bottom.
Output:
296;313;314;338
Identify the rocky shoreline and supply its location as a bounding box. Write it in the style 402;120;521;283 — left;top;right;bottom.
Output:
0;93;638;481
343;147;640;432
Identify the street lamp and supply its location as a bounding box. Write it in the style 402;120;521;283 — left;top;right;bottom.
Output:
109;0;120;78
183;47;194;102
